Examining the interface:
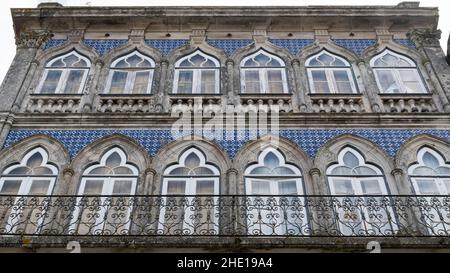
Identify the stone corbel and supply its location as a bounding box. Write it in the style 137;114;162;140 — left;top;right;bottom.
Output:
407;29;442;48
314;28;330;44
129;29;145;44
15;30;52;49
190;23;208;45
375;27;393;45
253;29;267;44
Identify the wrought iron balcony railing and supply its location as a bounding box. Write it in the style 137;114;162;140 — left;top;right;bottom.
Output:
0;195;449;237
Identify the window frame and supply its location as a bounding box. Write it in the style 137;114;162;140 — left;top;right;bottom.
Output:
104;51;155;94
36;51;91;95
172;51;220;94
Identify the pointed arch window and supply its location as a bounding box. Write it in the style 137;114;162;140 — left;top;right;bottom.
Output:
240;50;288;94
408;147;450;235
326;147;397;235
0;147;57;234
70;147;138;235
370;49;427;94
173;50;220;94
244;148;308;235
37;51;91;94
105;51;155;94
306;50;358;94
160;147;220;235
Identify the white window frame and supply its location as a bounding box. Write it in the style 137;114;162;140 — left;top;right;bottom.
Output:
69;148;138;235
370;49;427;94
408;147;450;235
104;51;155;94
244;148;307;235
36;51;90;94
159;147;220;234
326;147;397;236
306;51;358;94
173;51;220;94
0;147;57;234
240;50;289;94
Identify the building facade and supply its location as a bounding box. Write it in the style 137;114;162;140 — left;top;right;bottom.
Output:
0;2;450;252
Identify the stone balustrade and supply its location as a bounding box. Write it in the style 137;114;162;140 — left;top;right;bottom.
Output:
97;95;155;113
310;94;366;113
236;95;293;113
380;94;436;113
24;94;82;113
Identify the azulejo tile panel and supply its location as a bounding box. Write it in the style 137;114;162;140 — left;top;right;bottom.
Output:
43;39;67;51
82;39;129;56
394;39;416;49
268;39;314;55
145;39;190;55
333;39;377;56
206;39;254;56
3;129;450;160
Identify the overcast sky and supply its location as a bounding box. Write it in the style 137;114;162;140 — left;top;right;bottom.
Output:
0;0;448;84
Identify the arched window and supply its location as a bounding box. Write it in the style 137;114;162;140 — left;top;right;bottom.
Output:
36;51;91;94
160;147;220;235
306;50;358;94
173;50;220;94
105;51;155;94
240;50;288;94
408;147;450;235
70;147;138;235
0;147;57;234
244;148;307;235
326;147;396;235
370;49;427;94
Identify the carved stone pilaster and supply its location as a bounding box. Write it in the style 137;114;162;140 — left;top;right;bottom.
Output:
15;30;52;49
407;29;442;48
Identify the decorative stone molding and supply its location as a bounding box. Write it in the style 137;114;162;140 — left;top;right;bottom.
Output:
253;29;267;44
375;27;392;44
68;29;85;43
97;95;155;113
25;95;82;113
407;29;442;47
380;94;436;113
309;168;321;177
314;28;330;44
15;30;52;49
310;94;366;113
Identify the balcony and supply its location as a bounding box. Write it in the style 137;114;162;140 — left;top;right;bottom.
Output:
380;94;437;113
309;94;366;113
1;195;449;239
24;94;82;113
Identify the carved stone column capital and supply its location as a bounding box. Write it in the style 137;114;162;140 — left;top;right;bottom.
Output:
15;30;52;49
391;168;404;177
145;168;157;176
63;168;75;177
309;168;321;177
227;168;239;175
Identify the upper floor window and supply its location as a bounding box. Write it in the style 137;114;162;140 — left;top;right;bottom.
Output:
0;147;57;234
70;147;138;235
370;49;427;94
326;147;396;235
306;50;358;94
160;147;220;235
173;50;220;94
105;51;155;94
244;148;307;235
37;51;91;94
240;50;288;94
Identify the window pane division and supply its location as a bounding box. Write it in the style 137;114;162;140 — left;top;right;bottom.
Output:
244;148;308;236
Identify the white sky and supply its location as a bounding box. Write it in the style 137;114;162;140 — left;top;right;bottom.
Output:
0;0;448;84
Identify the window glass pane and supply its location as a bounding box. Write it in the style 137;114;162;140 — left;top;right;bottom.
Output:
40;70;62;94
443;180;450;193
63;70;84;94
62;54;87;67
132;71;150;94
267;70;284;93
166;180;186;195
89;167;111;175
333;70;353;93
105;152;122;168
83;180;104;195
375;70;400;93
278;180;298;195
27;152;44;168
0;180;22;194
29;180;51;195
200;70;216;93
185;153;201;169
423;152;440;168
263;152;280;168
196;180;215;194
244;70;260;93
343;151;359;168
126;54;144;67
109;71;127;94
310;70;330;93
398;70;425;93
177;71;193;93
251;180;271;195
416;179;439;194
360;180;382;195
332;179;354;195
112;180;133;195
436;167;450;175
113;166;134;175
